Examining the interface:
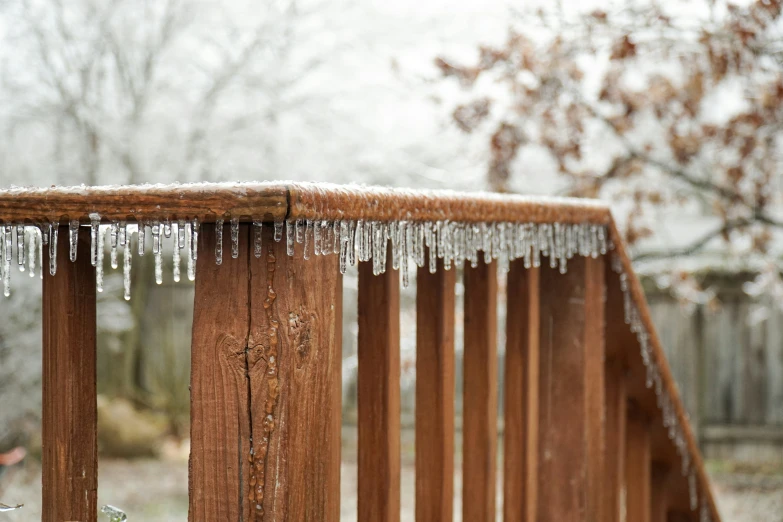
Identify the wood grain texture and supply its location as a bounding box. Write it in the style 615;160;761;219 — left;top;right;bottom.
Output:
462;260;498;522
604;359;628;522
0;184;287;223
189;223;342;521
358;251;401;522
503;263;539;522
537;257;604;522
626;406;652;522
189;223;252;521
415;256;456;522
248;225;343;521
42;226;97;522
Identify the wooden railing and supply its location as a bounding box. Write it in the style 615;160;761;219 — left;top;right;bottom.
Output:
0;182;720;522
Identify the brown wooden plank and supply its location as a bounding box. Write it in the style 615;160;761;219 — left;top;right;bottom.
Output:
415;256;456;522
503;263;539;522
651;463;671;522
604;359;628;522
462;260;498;522
358;250;401;522
537;256;605;522
626;405;652;522
248;225;343;520
42;225;97;522
189;222;252;521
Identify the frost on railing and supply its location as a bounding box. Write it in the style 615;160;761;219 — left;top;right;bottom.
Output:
0;218;609;298
101;504;128;521
0;502;22;512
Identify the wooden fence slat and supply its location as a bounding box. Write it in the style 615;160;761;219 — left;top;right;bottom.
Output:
249;225;343;520
462;260;498;522
189;223;251;521
503;263;539;522
537;257;605;522
42;225;97;522
625;406;652;522
358;251;401;522
416;256;456;522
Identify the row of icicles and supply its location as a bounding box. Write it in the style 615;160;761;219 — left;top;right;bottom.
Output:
0;214;714;521
0;217;610;299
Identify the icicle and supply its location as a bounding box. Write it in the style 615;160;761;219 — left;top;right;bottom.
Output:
214;218;224;265
177;220;186;250
151;221;161;256
348;220;356;267
295;219;305;243
137;222;146;257
119;221;127;247
173;222;181;283
2;226;9;296
688;471;698;510
230;218;240;259
16;225;25;271
339;221;349;274
253;220;263;258
36;228;43;279
123;236;132;301
187;220;197;281
164;218;172;238
314;220;322;256
49;223;58;276
598;225;607;255
700;502;710;522
333;221;341;254
69;220;79;262
110;222;119;269
400;222;409;287
96;225;105;292
286;220;295;257
304;220;312;260
27;229;36;277
89;214;100;267
274;219;283;242
154;246;163;285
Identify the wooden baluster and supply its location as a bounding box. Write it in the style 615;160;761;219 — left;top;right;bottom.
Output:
604;359;628;522
604;260;632;522
625;405;652;522
503;263;539;522
190;223;342;520
462;260;498;522
250;224;343;520
358;250;401;522
42;225;97;522
189;223;252;520
416;256;456;522
651;463;671;522
537;256;605;522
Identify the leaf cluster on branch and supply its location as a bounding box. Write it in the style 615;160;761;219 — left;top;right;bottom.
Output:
436;0;783;305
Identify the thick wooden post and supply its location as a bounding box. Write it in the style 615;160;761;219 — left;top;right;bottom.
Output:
537;256;605;522
250;225;343;520
42;225;97;522
625;406;652;522
190;223;342;520
358;250;401;522
416;256;455;522
462;260;498;522
503;263;539;522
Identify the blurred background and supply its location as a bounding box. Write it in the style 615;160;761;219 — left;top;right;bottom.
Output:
0;0;782;519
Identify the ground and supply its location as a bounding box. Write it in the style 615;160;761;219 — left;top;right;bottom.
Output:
1;458;781;521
